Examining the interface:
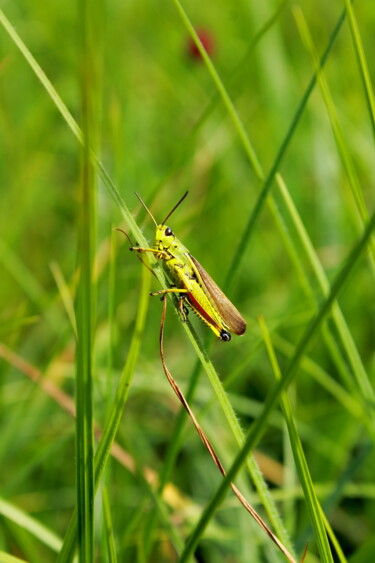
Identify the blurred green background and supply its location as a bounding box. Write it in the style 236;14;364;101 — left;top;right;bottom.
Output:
0;0;374;561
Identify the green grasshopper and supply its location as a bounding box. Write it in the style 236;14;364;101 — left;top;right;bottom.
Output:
129;192;246;342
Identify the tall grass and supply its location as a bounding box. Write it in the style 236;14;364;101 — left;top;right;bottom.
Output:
0;1;374;562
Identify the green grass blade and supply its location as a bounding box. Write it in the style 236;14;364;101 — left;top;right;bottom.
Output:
259;317;334;563
276;176;375;416
344;0;375;140
294;6;375;272
102;487;117;563
170;0;263;181
224;6;347;288
0;553;29;563
50;262;78;339
75;0;97;559
0;497;63;554
271;333;375;439
0;12;81;144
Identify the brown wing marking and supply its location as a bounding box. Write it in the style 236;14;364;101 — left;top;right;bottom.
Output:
188;254;246;335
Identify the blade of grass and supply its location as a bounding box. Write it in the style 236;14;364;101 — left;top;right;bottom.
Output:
343;0;375;140
75;0;98;559
142;351;204;557
294;6;375;272
173;315;296;556
0;553;29;563
170;0;263;181
178;208;375;561
0;497;63;555
102;487;117;563
221;5;347;288
259;317;335;563
299;444;371;557
50;262;78;339
271;333;374;438
276;175;375;417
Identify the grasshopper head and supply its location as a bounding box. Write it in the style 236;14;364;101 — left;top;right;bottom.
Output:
155;224;175;250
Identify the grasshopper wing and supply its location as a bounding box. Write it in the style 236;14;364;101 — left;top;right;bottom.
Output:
189;254;246;335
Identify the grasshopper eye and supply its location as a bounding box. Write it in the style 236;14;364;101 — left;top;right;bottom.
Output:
165;227;173;236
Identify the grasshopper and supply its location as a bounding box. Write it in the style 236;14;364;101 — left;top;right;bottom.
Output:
129;192;246;342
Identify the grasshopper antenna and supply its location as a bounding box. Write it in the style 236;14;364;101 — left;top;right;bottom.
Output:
114;228;158;279
161;191;188;226
114;228;134;246
134;193;158;227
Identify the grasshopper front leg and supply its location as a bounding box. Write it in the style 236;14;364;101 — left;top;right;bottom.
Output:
130;246;169;260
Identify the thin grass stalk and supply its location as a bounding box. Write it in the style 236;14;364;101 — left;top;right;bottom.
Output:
271;334;370;429
0;498;63;555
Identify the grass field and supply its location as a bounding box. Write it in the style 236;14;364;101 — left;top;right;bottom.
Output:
0;1;374;562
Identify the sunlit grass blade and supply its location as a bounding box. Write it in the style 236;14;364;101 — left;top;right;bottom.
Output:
0;553;29;563
50;262;78;339
344;0;375;140
0;12;81;144
0;497;63;555
102;487;117;563
259;316;335;563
